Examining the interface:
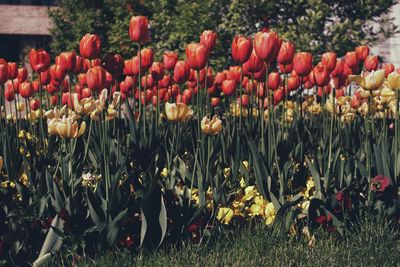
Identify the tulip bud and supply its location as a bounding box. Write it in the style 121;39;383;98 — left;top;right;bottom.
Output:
243;50;263;74
58;51;77;72
29;48;50;73
232;36;252;64
313;62;330;86
186;43;208;70
321;52;337;71
0;59;8;83
293;52;313;77
355;45;369;61
129;16;149;43
277;41;295;65
268;72;280;90
150;62;164;81
254;31;279;62
221;79;236;96
344;51;358;68
364;55;379;71
7;62;17;80
19;82;33;98
50;64;67;82
79;33;101;59
86;66;106;92
18;67;28;82
163;51;178;71
173;60;190;84
200;30;217;52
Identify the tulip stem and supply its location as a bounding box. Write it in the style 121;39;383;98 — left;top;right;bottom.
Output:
395;90;399;185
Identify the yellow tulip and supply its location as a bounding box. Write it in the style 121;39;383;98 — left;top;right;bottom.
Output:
349;70;385;91
165;102;193;122
380;87;395;98
216;207;234;225
201;115;222;135
248;203;264;217
56;118;86;138
386;71;400;90
47;119;59;135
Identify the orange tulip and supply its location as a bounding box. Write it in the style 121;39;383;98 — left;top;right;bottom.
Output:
355;45;369;61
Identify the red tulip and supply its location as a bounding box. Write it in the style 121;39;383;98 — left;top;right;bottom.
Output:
221;79;236;96
239;94;249;107
342;63;353;76
5;88;15;101
50;95;58;106
141;74;154;89
124;59;134;76
186;43;208;70
79;33;101;59
344;51;358;68
211;97;221;107
82;88;92;98
317;85;332;97
0;59;8;83
381;63;395;77
129;16;149;43
364;55;379;71
30;99;40;110
274;89;284;104
253;63;266;82
140;48;154;70
335;88;345;98
268;72;280;90
243;50;263;74
7;62;17;80
313;62;330;86
50;65;67;82
32;80;40;92
277;41;295;66
287;75;300;91
104;54;124;78
29;48;50;73
200;30;217;52
278;63;293;74
47;83;59;94
86;66;106;91
355;45;369;61
321;52;337;71
82;59;91;72
40;69;51;85
150;62;164;81
58;51;77;72
227;66;241;83
215;72;226;85
173;60;190;84
74;56;84;74
131;56;141;76
331;59;344;77
19;82;33;98
293;52;313;77
18;67;28;82
163;51;178;71
160;75;170;88
232;36;252;64
254;31;279;62
270;38;282;63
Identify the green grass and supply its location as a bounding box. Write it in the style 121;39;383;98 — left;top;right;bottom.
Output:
54;219;400;267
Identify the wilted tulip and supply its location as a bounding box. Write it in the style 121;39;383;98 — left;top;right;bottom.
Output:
277;41;295;65
254;31;279;62
349;69;385;91
232;36;252;64
165;102;193;122
201;115;222;135
29;48;50;72
173;60;190;84
200;30;217;52
79;34;101;59
129;16;149;43
355;45;369;61
163;51;178;71
293;52;313;77
86;66;106;91
186;43;208;70
321;52;337;71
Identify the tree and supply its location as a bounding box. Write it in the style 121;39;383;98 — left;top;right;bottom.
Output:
49;0;398;68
